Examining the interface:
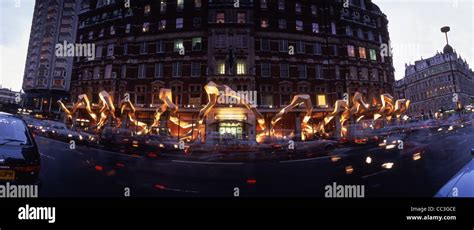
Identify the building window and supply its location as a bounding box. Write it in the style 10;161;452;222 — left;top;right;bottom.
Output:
369;49;377;60
312;23;319;33
160;0;167;13
261;18;269;28
360;68;369;80
159;20;167;30
216;12;225;23
216;60;226;75
349;66;357;79
110;26;115;35
105;65;112;79
156;40;165;53
172;62;182;77
237;60;246;75
191;62;201;77
237;12;246;23
357;28;364;39
279;40;288;52
368;31;374;41
121;65;127;78
177;0;184;11
317;95;327;106
359;47;367;59
107;44;114;56
313;43;322;55
176;18;183;29
371;68;379;81
236;34;247;48
125;24;131;33
347;45;355;57
311;5;317;15
193;17;202;28
280;85;292;105
295;2;302;13
261;85;274;106
279;19;287;29
144;4;151;14
261;62;271;77
99;29;104;37
142;22;150;32
335;66;341;79
135;86;147;104
296;41;305;54
140;42;148;54
332;45;339;56
96;46;103;58
215;34;226;48
297;64;307;78
192;37;202;51
155;63;163;78
278;0;285;10
261;38;270;51
296;20;303;31
194;0;201;8
315;64;324;79
138;64;146;78
88;31;93;40
174;39;183;52
331;22;337;35
280;64;289;78
261;0;268;9
346;26;353;36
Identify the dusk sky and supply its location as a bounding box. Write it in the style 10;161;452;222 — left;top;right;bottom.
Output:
0;0;473;91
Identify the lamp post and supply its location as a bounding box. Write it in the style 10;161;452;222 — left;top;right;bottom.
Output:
440;26;459;115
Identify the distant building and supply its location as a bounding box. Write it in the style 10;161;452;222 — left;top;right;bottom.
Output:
0;88;22;114
395;44;474;117
21;0;81;117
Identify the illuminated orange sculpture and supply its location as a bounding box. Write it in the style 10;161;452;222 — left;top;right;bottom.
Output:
119;99;149;135
58;94;97;124
96;91;119;131
271;94;314;141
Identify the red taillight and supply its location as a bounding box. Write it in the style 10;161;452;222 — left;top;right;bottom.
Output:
246;179;257;185
147;152;157;158
14;165;40;173
155;184;166;190
95;165;103;171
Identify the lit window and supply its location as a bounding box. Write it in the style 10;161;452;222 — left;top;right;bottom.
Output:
347;45;355;57
237;60;246;75
216;60;226;75
261;19;269;28
177;0;184;11
142;22;150;32
369;49;377;60
296;21;303;31
359;47;367;59
160;0;167;13
176;18;183;29
144;5;151;14
192;37;201;51
317;95;327;106
159;20;166;30
312;23;319;33
216;12;225;23
331;22;337;34
174;39;183;52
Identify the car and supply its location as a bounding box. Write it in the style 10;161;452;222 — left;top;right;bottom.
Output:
435;149;474;197
0;112;41;184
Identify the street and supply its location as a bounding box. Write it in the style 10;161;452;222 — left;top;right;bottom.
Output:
35;122;474;197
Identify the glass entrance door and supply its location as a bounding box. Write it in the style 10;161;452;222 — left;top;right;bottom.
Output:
218;122;244;140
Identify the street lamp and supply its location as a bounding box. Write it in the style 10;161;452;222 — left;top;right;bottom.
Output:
440;26;458;112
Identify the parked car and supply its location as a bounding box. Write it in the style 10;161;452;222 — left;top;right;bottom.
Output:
0;112;41;184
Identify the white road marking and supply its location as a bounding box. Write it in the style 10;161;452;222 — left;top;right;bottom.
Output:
172;160;244;165
40;153;56;160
